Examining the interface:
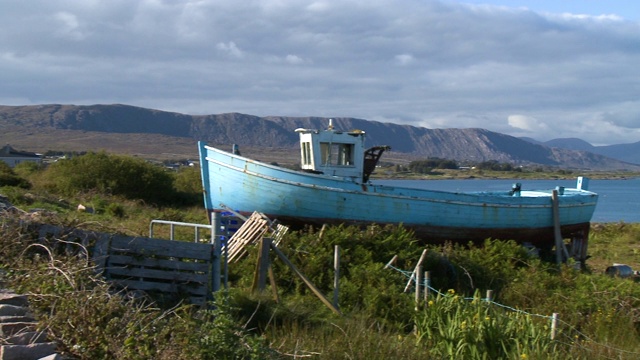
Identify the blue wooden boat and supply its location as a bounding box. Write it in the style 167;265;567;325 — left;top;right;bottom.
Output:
199;120;598;258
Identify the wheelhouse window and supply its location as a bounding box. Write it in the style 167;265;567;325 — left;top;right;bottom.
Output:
320;142;354;166
302;142;312;165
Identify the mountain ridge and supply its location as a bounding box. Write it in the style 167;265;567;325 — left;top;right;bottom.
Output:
1;104;638;170
533;137;640;165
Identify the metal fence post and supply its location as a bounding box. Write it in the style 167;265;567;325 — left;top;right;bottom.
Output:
211;211;221;293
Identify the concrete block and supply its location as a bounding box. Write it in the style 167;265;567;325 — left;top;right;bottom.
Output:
38;354;64;360
4;331;49;345
0;342;56;360
0;322;37;337
0;293;28;308
0;305;28;317
0;316;36;323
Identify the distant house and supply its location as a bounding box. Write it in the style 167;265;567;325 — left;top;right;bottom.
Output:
0;145;42;168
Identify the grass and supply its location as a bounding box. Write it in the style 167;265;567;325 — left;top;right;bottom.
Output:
586;222;640;273
3;214;640;359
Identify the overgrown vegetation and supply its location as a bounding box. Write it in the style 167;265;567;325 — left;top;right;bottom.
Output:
1;153;640;359
0;160;31;188
37;152;181;205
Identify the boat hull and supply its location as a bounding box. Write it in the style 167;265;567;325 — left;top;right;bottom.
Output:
199;142;598;249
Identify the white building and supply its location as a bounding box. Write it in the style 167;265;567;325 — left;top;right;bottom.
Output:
0;145;42;168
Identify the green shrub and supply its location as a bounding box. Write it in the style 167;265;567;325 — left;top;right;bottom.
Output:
13;160;43;178
40;152;177;205
106;202;126;218
0;161;31;188
172;166;202;206
0;186;33;205
440;239;532;295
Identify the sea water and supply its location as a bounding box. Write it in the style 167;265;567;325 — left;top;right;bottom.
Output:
377;177;640;223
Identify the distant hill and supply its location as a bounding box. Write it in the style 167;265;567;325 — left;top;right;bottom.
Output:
594;142;640;164
544;138;595;152
1;104;638;170
519;136;640;166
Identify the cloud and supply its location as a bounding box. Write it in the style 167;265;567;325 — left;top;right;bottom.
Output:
597;102;640;129
0;0;639;145
216;41;244;58
508;115;550;132
285;54;305;65
395;54;414;66
54;12;86;40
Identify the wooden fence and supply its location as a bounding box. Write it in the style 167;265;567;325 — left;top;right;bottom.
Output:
37;224;217;306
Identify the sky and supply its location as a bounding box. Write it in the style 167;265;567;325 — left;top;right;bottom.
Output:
1;1;639;146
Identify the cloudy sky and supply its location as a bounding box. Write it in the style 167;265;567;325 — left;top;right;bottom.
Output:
1;1;639;145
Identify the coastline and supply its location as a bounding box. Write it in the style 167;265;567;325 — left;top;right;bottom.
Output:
372;169;640;181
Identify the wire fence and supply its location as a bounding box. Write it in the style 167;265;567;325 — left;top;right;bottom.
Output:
387;263;640;359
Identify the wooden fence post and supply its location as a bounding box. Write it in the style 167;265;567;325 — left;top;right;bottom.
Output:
384;255;398;269
270;243;342;315
333;245;340;310
405;249;428;292
424;271;430;302
252;237;272;293
486;289;493;302
268;265;279;303
415;265;423;310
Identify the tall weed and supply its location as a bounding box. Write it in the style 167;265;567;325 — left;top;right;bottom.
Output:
414;290;561;359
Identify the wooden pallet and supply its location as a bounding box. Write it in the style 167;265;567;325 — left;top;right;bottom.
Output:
36;224;216;306
93;235;215;305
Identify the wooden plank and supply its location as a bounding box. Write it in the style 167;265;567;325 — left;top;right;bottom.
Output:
189;297;207;306
384;255;398;269
92;234;112;273
271;242;341;316
110;279;209;296
108;235;214;261
404;249;428;292
33;223;215;305
108;235;212;259
268;265;279;303
252;238;272;293
98;233;214;304
108;255;209;272
551;191;570;264
105;266;209;283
